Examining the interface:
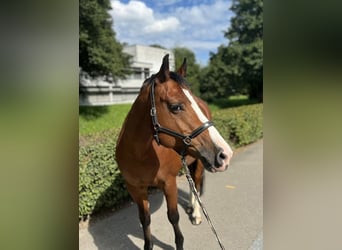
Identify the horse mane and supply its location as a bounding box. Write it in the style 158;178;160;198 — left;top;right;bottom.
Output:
142;71;190;89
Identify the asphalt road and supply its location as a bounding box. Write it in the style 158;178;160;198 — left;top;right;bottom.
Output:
79;140;263;250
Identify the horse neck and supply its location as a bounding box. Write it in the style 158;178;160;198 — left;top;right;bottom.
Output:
121;86;154;158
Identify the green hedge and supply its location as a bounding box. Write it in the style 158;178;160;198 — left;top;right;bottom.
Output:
213;104;263;147
79;129;129;220
79;104;263;219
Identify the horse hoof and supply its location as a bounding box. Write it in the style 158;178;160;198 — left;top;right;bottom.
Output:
186;206;193;214
144;243;153;250
191;216;202;225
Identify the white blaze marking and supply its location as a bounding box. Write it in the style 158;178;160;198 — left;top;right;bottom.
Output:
182;89;209;123
182;88;233;167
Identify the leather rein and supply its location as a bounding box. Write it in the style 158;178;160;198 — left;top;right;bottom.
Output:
149;78;214;155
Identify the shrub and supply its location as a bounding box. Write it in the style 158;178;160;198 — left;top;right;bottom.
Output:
79;104;263;219
213;104;263;147
79;129;129;220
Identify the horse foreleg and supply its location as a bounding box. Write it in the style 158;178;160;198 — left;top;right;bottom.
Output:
163;178;184;250
126;183;153;250
188;160;204;225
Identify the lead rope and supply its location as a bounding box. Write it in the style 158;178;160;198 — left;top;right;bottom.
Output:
181;156;226;250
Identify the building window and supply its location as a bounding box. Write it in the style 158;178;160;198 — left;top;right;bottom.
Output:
130;67;141;79
144;68;150;79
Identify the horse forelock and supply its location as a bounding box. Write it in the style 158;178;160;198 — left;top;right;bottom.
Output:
142;72;189;88
169;71;190;87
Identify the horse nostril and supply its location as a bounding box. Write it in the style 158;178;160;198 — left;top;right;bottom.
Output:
220;152;227;160
216;150;227;166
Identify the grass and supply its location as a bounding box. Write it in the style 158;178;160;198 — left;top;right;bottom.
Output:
79;95;261;136
79;104;132;135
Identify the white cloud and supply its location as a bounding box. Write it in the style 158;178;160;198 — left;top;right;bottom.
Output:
174;0;231;42
110;0;232;65
181;40;221;50
143;17;180;33
154;0;183;7
111;1;153;21
110;1;180;38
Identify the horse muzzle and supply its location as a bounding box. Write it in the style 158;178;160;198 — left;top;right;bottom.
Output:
198;146;231;173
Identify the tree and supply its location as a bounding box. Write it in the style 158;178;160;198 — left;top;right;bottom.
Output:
199;0;263;102
200;46;244;101
79;0;130;79
173;47;201;96
224;0;263;101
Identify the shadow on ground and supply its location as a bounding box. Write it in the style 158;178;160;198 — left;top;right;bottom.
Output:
79;106;109;120
87;184;194;250
87;192;171;249
212;98;260;109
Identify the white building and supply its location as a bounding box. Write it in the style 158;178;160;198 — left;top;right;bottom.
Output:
79;45;175;106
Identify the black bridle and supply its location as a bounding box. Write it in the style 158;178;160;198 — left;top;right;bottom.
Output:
149;78;214;156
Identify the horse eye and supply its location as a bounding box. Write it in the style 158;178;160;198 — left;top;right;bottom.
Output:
168;104;183;113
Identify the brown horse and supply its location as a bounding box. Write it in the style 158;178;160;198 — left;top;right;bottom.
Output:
115;54;233;250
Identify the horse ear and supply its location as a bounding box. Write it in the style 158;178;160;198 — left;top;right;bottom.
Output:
156;54;170;83
178;58;187;77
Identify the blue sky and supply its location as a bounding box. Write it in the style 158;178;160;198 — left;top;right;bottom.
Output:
110;0;232;66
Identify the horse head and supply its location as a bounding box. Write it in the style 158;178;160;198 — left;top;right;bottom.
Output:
149;54;233;172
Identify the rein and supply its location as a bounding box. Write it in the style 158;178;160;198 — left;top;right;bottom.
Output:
149;78;226;250
181;157;226;250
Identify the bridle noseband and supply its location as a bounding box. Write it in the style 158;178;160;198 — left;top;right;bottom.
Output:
149;78;214;156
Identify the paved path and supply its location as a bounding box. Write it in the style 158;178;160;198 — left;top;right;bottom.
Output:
79;140;263;250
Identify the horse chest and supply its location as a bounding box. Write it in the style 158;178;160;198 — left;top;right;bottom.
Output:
118;150;181;187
